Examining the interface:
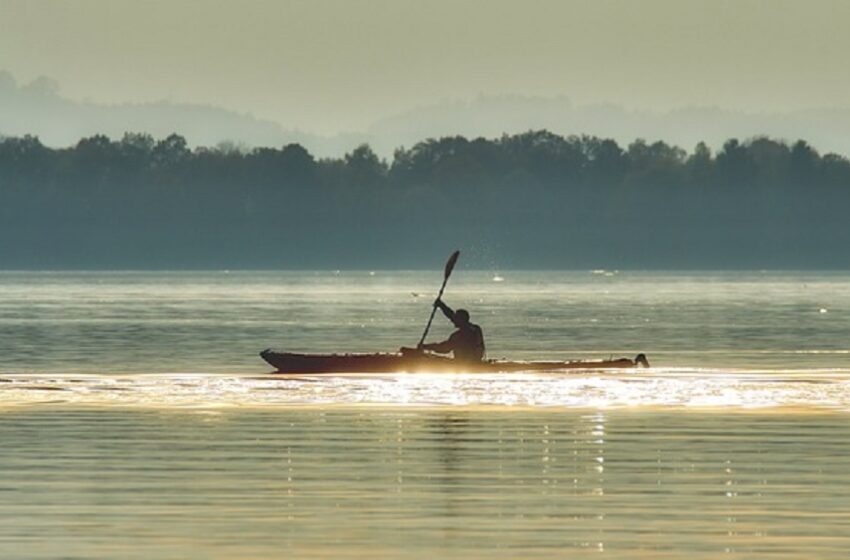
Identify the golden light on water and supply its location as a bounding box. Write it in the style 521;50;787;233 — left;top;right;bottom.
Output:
1;370;849;411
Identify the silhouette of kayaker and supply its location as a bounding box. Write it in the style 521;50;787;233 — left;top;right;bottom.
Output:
417;298;485;362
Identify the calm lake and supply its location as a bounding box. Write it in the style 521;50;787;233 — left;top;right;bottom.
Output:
1;271;849;558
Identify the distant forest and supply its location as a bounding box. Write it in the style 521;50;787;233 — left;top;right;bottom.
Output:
1;130;849;269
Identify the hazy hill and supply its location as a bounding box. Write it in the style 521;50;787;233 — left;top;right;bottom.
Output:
367;96;850;158
4;71;850;160
0;71;365;156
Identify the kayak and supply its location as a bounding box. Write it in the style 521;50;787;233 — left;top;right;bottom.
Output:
260;349;649;374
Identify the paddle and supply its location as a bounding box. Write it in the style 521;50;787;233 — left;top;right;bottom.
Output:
418;250;460;348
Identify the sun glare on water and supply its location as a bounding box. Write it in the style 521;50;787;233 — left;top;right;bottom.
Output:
1;370;849;411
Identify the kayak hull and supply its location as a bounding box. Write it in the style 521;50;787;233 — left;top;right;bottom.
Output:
260;349;649;374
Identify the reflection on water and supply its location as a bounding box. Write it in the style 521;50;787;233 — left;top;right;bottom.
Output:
1;408;848;559
2;370;849;411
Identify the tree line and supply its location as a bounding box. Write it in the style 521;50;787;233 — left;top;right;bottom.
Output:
1;130;848;268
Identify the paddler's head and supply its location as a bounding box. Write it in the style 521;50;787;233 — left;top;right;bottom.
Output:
453;309;470;327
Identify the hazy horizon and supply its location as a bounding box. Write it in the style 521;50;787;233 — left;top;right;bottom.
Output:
2;0;850;135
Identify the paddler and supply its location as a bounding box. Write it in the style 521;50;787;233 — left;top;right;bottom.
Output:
417;298;485;362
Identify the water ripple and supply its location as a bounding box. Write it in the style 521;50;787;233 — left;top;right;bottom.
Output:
1;408;849;558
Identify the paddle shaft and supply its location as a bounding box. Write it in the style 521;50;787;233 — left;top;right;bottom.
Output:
418;251;459;347
418;280;449;347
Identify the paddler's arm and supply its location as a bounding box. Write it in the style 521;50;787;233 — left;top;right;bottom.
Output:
418;338;454;354
434;298;455;322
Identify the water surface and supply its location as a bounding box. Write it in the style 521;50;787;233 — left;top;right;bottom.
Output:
1;271;849;558
2;408;849;559
1;270;848;373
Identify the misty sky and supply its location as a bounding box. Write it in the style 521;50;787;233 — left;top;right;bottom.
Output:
1;0;849;134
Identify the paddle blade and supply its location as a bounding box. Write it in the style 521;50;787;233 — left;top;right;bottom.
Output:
444;250;460;280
